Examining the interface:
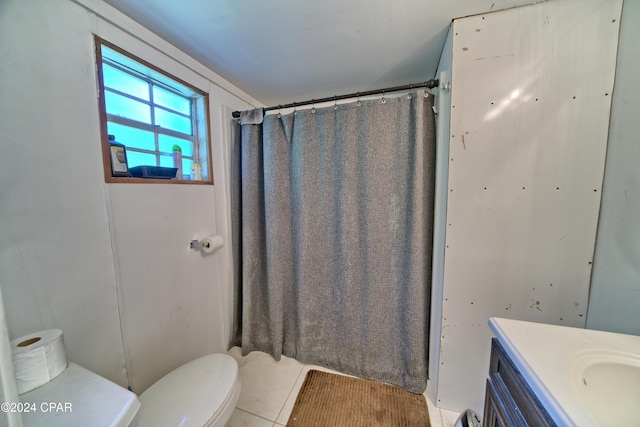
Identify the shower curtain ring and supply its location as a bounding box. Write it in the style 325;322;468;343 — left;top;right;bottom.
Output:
311;99;316;114
293;101;297;116
277;104;282;119
408;84;413;99
334;95;338;110
356;92;361;107
381;90;387;104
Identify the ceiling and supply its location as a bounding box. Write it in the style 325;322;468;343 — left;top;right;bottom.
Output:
103;0;541;107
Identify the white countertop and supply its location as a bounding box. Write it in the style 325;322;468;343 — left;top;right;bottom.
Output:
489;317;640;427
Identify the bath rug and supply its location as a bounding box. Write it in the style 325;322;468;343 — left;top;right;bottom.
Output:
286;369;431;427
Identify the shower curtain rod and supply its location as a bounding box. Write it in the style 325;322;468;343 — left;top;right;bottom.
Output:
231;78;439;118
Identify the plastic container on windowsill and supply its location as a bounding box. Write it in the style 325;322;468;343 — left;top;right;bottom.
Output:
128;166;178;179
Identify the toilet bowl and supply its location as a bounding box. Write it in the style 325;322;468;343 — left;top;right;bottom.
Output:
138;353;241;427
18;353;240;427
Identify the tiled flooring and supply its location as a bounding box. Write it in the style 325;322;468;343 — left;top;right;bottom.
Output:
225;347;460;427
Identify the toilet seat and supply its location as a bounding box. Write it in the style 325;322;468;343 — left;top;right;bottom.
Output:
138;353;240;427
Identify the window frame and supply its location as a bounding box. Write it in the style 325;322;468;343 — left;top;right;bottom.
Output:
94;36;214;185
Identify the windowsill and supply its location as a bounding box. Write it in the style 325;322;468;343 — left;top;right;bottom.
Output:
105;176;213;185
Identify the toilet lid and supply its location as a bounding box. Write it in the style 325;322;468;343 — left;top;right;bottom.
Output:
138;353;238;427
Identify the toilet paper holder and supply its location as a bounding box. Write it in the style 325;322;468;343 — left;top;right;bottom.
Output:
190;235;224;253
190;239;206;250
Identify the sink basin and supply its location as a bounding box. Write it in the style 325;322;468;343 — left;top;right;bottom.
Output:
569;350;640;426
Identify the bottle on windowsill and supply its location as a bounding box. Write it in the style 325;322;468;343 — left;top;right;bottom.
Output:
190;163;202;181
172;144;183;179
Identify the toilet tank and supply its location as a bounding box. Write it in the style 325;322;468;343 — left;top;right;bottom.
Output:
18;362;140;427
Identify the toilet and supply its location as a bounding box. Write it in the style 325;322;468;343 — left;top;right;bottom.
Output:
138;353;241;427
18;353;240;427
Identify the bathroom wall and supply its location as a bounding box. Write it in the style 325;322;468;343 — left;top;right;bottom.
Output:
3;0;636;411
587;0;640;337
435;0;622;414
0;0;259;392
426;25;453;399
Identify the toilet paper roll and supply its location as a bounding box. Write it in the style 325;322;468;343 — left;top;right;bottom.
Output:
10;329;68;395
201;235;224;254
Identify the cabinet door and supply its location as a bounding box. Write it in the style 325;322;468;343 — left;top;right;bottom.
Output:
484;375;527;427
484;339;556;427
483;378;502;427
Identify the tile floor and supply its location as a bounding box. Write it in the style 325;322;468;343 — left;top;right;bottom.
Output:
225;347;460;427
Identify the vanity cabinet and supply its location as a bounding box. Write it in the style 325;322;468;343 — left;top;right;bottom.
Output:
483;339;556;427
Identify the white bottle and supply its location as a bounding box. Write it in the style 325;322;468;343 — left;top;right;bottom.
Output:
172;145;183;179
190;163;202;181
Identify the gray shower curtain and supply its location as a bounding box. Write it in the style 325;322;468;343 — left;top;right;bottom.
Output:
231;91;435;393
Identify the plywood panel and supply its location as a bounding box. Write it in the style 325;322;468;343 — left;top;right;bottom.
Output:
0;0;128;387
436;0;622;413
108;184;224;393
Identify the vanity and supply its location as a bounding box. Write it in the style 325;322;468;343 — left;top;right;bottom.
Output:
484;317;640;427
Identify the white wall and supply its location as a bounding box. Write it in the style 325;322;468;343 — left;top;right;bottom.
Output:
426;25;452;400
0;0;260;392
587;0;640;337
436;0;622;413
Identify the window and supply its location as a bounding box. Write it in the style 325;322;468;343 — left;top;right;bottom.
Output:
95;37;212;183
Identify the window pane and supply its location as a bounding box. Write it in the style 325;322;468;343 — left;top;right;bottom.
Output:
159;155;175;168
126;151;157;168
154;107;192;135
106;91;151;124
107;122;155;151
153;86;190;115
158;134;193;157
156;157;193;179
102;64;149;101
182;159;193;180
159;155;192;179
